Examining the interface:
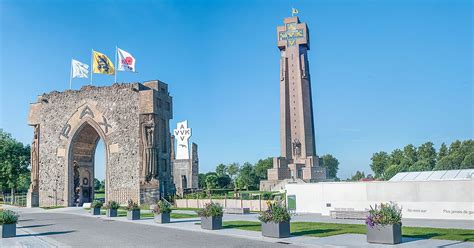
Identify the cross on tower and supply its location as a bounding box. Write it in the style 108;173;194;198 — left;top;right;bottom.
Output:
277;17;309;49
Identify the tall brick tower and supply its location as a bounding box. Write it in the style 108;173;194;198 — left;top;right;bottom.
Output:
261;16;326;190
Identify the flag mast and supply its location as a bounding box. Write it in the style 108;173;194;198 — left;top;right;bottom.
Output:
69;59;73;89
114;46;118;84
90;49;94;85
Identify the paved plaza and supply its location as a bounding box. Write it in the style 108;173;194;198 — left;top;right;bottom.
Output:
1;206;472;248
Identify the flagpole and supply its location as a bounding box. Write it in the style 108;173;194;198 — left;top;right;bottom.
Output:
69;59;73;89
114;46;118;84
90;49;94;85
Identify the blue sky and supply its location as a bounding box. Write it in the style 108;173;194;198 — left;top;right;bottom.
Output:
1;0;472;180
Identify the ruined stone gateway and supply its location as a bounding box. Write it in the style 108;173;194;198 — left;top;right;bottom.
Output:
27;81;173;207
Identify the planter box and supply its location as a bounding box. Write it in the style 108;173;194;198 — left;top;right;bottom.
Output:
91;207;101;215
106;209;118;217
200;216;222;230
154;212;171;224
127;209;140;220
367;223;402;244
261;221;290;238
1;224;16;238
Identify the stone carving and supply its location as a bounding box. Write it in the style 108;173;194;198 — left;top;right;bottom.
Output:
292;139;302;158
173;120;191;160
30;125;39;191
98;115;112;133
80;106;95;119
141;114;158;183
61;124;71;138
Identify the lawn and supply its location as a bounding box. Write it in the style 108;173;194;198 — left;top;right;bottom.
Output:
96;209;198;219
94;193;105;199
223;221;474;242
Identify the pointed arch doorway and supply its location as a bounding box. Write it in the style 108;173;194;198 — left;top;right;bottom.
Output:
65;119;108;207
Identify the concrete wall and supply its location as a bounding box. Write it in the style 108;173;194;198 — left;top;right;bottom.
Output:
286;180;474;220
175;199;273;212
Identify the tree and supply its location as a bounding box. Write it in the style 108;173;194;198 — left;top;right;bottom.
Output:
235;162;258;190
383;164;403;181
227;162;240;189
215;164;227;177
216;174;232;189
370;152;390;179
254;158;272;180
403;144;417;164
204;173;218;190
409;160;431;172
461;153;474;169
94;178;101;191
198;173;206;189
417;142;436;169
448;140;462;155
438;143;448;161
320;154;339;179
390;149;404;166
434;154;464;170
0;129;30;200
350;171;365;181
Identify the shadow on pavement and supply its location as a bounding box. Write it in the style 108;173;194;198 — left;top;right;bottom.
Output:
19;224;54;228
171;219;200;223
17;230;76;237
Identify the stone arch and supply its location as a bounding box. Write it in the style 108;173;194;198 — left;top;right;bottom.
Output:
65;117;109;206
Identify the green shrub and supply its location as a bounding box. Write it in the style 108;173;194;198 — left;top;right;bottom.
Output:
0;210;19;224
262;192;272;200
197;202;223;217
104;201;120;210
366;202;402;228
258;202;291;223
152;200;172;214
125;199;140;211
91;200;103;208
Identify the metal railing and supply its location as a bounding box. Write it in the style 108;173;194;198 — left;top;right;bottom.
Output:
2;193;27;207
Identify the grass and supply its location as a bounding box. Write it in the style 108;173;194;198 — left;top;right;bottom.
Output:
223;221;474;242
41;206;65;210
94;193;105;199
95;209;198;219
171;207;201;211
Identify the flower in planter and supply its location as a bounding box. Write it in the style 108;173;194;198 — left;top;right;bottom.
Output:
258;201;291;223
152;200;172;214
197;202;223;217
91;200;103;209
125;199;140;211
104;201;120;210
0;210;19;225
366;202;402;228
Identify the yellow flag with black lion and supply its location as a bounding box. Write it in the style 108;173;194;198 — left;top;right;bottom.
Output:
92;50;115;75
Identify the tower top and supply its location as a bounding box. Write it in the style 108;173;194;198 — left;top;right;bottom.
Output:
277;16;310;50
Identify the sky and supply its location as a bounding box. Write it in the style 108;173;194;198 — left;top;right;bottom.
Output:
0;0;472;181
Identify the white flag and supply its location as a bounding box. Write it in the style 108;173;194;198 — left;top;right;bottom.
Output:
117;48;136;72
71;59;89;78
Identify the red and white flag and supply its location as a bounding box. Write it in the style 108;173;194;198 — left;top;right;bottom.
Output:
117;48;136;72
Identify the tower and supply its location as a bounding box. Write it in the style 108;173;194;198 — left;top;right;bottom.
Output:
262;16;326;190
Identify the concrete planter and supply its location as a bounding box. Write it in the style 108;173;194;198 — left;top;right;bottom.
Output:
91;207;101;215
367;223;402;244
200;216;222;230
154;212;171;224
1;224;16;238
127;209;140;220
106;209;118;217
261;221;290;238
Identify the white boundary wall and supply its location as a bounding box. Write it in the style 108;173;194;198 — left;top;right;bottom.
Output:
286;180;474;220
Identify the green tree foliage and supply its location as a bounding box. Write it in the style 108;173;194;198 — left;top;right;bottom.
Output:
417;142;437;169
370;140;473;180
197;173;207;189
94;178;101;191
319;154;339;179
204;173;218;190
0;129;31;195
254;158;273;180
236;162;258;190
438;143;448;161
370;152;390;179
350;171;365;181
227;162;240;189
215;163;227;177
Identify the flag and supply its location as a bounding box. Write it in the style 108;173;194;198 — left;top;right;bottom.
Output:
71;59;89;78
292;8;299;15
92;50;115;75
117;48;136;72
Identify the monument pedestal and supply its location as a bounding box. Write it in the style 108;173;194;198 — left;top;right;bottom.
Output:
140;180;160;205
26;189;39;208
